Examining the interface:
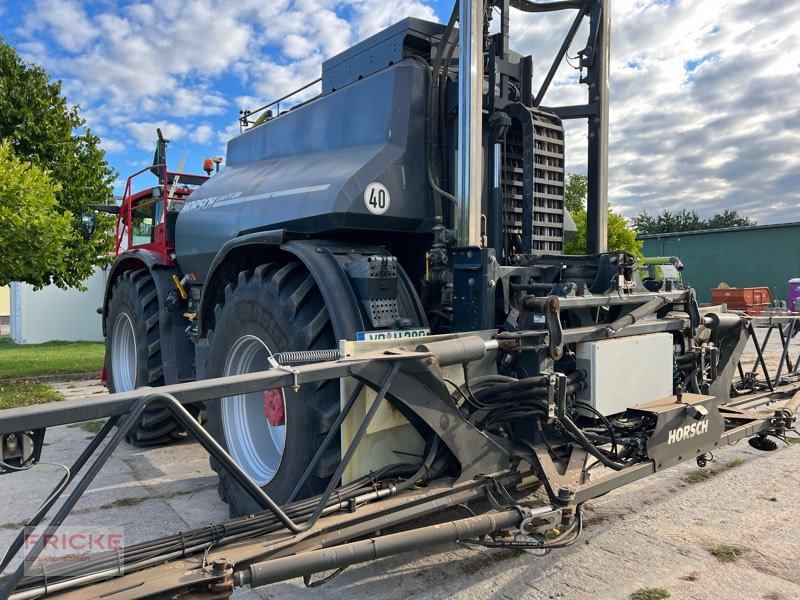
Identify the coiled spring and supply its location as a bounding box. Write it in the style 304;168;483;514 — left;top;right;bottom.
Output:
272;349;343;366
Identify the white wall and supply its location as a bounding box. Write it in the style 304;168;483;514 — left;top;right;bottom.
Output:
10;267;108;344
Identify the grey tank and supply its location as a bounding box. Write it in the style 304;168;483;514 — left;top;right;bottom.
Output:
175;58;431;282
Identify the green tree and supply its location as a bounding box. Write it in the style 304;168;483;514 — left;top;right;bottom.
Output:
0;37;115;288
631;209;704;235
0;141;74;287
562;173;642;257
631;208;756;235
705;209;756;230
564;173;588;214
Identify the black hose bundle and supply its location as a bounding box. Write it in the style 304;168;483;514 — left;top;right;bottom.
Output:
15;439;450;593
457;369;632;472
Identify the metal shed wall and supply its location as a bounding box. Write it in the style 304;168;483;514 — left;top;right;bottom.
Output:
9;267;107;344
639;223;800;305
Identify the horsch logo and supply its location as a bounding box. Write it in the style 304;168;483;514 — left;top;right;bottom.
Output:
667;420;709;444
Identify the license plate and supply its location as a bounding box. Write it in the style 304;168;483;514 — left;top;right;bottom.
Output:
356;328;431;341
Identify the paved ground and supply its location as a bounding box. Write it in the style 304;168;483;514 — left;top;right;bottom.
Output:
0;328;798;599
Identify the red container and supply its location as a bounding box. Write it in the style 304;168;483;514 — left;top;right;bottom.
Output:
711;287;772;315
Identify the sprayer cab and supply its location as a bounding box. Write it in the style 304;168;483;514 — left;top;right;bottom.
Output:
114;129;209;263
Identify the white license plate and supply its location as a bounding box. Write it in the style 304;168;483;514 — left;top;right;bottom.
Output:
356;328;431;341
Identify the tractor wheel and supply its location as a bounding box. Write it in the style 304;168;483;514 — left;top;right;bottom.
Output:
203;262;340;517
105;269;180;445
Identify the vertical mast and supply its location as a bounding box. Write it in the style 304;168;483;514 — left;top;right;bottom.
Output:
457;0;484;247
586;0;610;253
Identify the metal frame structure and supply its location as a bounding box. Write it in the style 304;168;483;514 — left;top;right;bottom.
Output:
515;0;611;253
734;315;800;393
0;319;797;598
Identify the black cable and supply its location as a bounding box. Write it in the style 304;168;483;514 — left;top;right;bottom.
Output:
472;374;550;403
444;377;474;406
16;462;426;588
474;371;585;406
557;401;626;471
426;2;459;211
571;401;618;457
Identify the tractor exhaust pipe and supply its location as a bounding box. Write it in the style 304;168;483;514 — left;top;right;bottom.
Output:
457;0;484;246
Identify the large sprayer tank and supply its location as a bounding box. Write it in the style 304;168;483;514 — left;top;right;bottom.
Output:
175;19;445;282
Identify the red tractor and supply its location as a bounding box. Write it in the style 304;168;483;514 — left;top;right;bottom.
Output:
102;130;210;444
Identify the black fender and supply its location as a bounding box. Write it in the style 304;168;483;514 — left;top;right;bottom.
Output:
102;249;166;335
195;233;427;344
103;249;194;385
195;230;287;339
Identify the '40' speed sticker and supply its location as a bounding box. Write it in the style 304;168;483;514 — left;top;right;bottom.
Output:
364;182;390;214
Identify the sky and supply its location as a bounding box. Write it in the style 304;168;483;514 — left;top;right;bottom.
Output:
1;0;798;224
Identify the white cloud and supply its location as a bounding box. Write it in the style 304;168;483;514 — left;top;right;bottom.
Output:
189;124;214;145
510;0;800;223
127;121;186;151
100;138;125;154
23;0;99;52
171;88;227;117
7;0;799;225
350;0;437;39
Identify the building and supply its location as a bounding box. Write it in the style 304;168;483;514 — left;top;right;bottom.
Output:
0;286;9;333
9;267;108;344
639;222;800;305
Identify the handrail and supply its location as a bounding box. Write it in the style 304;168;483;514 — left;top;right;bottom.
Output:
239;77;322;130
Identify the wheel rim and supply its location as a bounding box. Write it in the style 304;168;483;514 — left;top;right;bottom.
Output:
111;313;137;391
222;335;286;486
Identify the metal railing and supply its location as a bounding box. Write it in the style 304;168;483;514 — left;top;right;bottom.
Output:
238;78;322;131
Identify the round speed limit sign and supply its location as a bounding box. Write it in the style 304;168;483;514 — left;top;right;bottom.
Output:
364;182;390;215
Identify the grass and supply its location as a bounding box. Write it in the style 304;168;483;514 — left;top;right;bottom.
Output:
709;544;747;563
630;588;670;600
106;496;147;509
683;459;745;484
0;335;104;379
0;519;29;531
0;381;63;410
68;419;107;433
460;548;524;575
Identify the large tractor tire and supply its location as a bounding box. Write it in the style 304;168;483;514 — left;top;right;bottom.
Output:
204;262;340;517
105;269;180;445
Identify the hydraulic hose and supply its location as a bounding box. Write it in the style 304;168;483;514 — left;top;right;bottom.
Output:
420;1;460;219
14;458;428;594
472;375;550;403
556;386;626;471
477;371;585;405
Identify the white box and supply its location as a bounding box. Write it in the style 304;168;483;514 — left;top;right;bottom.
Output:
575;333;673;416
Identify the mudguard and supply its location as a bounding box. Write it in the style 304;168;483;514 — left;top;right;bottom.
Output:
196;235;427;344
101;249;166;335
103;249;194;385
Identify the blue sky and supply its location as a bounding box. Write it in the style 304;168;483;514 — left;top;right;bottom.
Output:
1;0;798;223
